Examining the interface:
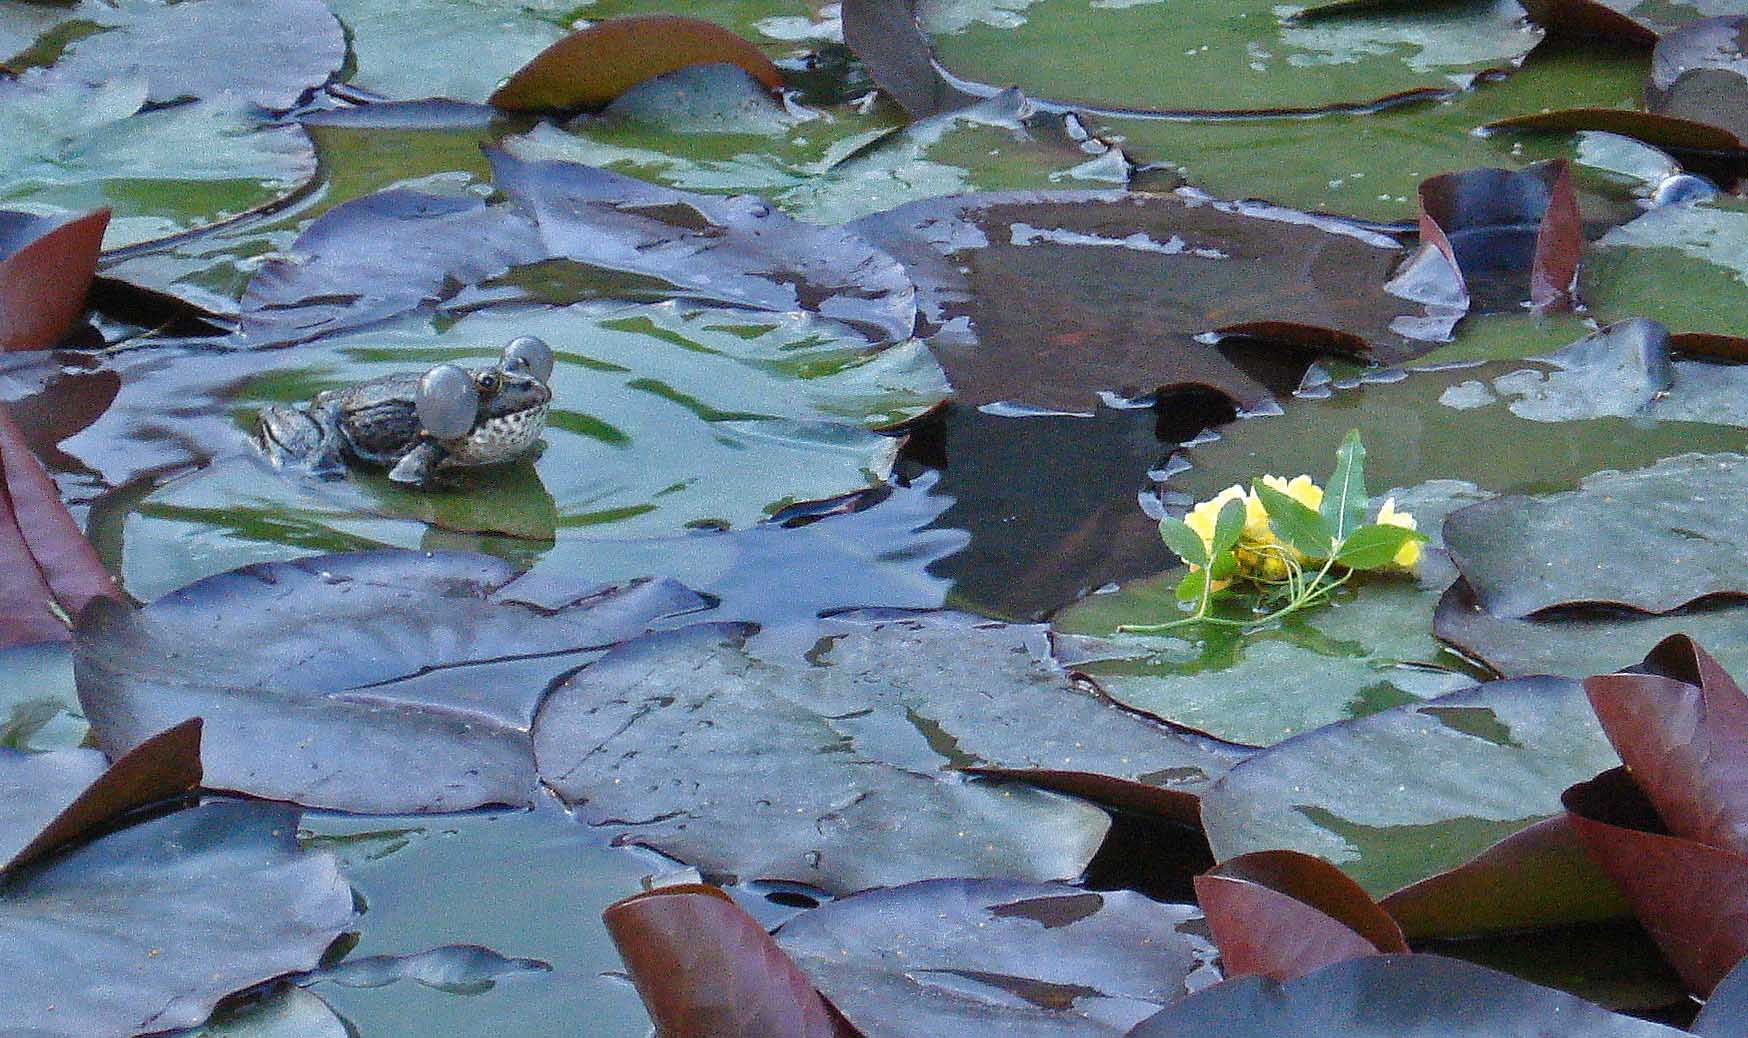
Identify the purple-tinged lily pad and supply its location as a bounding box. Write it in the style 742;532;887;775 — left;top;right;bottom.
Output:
74;550;709;813
1195;850;1407;982
841;0;978;118
1409;160;1582;314
0;799;356;1038
1442;452;1748;619
0;208;107;352
1123;954;1688;1038
533;613;1239;892
776;879;1219;1038
851;189;1448;413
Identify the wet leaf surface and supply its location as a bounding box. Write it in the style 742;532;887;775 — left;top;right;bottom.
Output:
321;0;568;101
1123;954;1688;1037
1520;0;1719;43
74;550;709;812
1583;196;1748;342
1194;850;1406;982
0;716;198;873
918;0;1544;114
1410;160;1581;313
851;190;1443;413
490;15;784;113
842;0;979;118
533;613;1240;892
1199;675;1620;901
1443;452;1748;619
776;878;1219;1038
605;884;852;1038
0;208;107;351
0;799;356;1038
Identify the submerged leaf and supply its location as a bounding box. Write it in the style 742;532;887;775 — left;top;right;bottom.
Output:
841;0;979;118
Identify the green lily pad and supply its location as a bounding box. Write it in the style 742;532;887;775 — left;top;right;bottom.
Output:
0;74;318;250
1583;196;1748;341
1087;38;1648;222
1199;675;1620;897
0;640;84;751
1052;481;1485;747
1169;344;1748;510
1443;452;1748;618
921;0;1544;114
1;799;357;1038
533;613;1239;892
325;0;569;101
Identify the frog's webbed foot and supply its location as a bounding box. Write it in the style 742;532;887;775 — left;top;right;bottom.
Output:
256;405;345;478
388;440;447;487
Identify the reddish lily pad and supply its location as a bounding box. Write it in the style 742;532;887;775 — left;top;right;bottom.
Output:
1410;160;1582;313
1442;452;1748;620
74;550;709;813
0;208;107;351
776;879;1220;1038
0;717;199;874
490;15;784;113
604;884;852;1038
850;190;1449;413
1195;850;1407;982
1124;954;1690;1038
0;403;120;648
533;614;1238;892
0;799;357;1038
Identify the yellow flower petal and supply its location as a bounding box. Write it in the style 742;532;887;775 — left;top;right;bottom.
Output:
1376;497;1421;569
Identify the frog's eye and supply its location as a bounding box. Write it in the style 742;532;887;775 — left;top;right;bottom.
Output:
475;371;501;394
417;364;479;440
501;335;554;383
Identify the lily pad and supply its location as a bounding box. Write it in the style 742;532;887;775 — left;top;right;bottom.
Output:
0;640;86;751
0;208;107;351
1052;481;1486;747
774;879;1220;1037
323;0;571;102
1443;452;1748;619
1520;0;1732;43
74;549;709;812
1124;954;1688;1038
917;0;1544;114
1583;196;1748;342
0;73;319;250
1198;675;1620;898
851;189;1445;413
532;613;1239;892
843;0;979;117
0;799;357;1038
1409;160;1581;313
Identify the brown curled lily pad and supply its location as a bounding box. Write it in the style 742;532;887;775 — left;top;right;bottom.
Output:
0;717;199;874
1408;160;1582;313
0;798;356;1038
775;879;1219;1038
1194;850;1407;982
0;208;107;351
1442;452;1748;620
850;190;1450;413
0;403;120;649
604;884;853;1038
533;613;1239;892
1123;954;1689;1038
74;550;709;813
490;15;783;113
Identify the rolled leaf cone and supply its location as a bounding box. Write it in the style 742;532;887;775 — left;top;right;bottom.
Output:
1411;160;1583;315
603;883;855;1038
1195;849;1407;981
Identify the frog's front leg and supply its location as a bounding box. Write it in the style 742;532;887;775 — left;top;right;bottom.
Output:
387;439;448;486
257;404;346;478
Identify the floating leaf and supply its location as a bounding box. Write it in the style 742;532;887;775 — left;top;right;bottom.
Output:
75;550;708;812
776;879;1219;1038
1124;954;1689;1038
604;884;852;1038
0;717;198;874
321;0;568;101
0;208;106;351
851;190;1448;413
1443;452;1748;619
0;799;356;1038
1409;160;1583;315
533;613;1238;892
1199;676;1620;902
841;0;979;118
1583;196;1748;343
490;15;783;113
1195;850;1407;982
0;403;119;648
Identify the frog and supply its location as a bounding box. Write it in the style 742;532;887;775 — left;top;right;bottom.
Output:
256;335;555;487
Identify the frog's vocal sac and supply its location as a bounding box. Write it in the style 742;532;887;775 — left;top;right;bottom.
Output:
255;336;555;487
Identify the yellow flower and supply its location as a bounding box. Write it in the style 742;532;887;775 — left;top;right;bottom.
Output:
1376;497;1422;570
1259;473;1324;512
